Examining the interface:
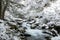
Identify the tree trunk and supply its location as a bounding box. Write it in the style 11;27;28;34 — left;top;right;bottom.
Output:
0;0;3;19
0;0;8;19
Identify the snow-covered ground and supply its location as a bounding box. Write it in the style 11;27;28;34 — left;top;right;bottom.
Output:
0;0;60;40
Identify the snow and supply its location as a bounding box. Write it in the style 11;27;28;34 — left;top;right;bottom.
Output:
51;36;60;40
1;0;60;40
22;22;31;29
25;28;52;40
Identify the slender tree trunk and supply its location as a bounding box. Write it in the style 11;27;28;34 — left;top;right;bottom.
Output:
0;0;3;19
0;0;8;19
